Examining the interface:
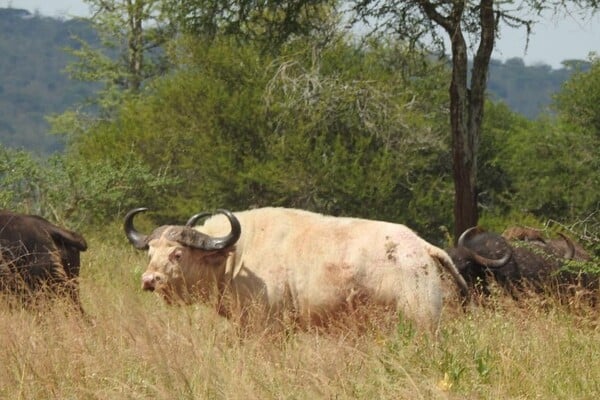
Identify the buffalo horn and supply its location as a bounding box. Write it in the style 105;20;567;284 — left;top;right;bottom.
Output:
458;226;512;268
192;209;241;251
557;233;575;260
124;207;150;249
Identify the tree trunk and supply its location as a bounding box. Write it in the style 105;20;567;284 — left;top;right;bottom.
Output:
448;26;478;243
127;0;144;92
455;0;495;242
434;0;495;243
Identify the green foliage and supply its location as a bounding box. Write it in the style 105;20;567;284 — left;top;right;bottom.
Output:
479;96;599;242
159;0;339;49
253;37;455;239
502;120;597;218
0;144;175;227
68;36;270;220
0;6;590;156
71;0;169;93
256;39;449;218
559;258;600;279
478;101;528;214
43;155;177;225
554;55;600;135
47;0;173;143
3;4;599;247
69;35;455;240
0;145;44;211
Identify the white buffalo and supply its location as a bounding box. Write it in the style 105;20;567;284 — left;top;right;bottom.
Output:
124;207;468;333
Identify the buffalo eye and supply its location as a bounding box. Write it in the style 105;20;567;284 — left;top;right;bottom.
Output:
169;248;183;262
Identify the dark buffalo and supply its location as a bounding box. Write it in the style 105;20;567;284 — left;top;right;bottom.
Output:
545;236;591;262
447;226;592;298
502;226;591;261
0;210;87;312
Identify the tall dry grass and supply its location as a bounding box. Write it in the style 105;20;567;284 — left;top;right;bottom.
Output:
1;230;599;399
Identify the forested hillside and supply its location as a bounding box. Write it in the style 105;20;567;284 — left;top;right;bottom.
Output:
0;7;590;155
487;58;588;119
0;8;97;154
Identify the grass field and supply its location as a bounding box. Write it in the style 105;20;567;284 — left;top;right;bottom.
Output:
1;232;599;399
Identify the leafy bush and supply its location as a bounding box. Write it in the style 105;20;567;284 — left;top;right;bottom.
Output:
0;144;176;228
0;146;44;212
479;100;599;244
63;36;456;242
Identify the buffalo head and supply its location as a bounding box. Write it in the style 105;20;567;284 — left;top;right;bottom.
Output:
123;208;241;304
448;226;589;298
446;227;514;295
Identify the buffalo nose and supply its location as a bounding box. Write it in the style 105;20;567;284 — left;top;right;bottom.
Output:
141;273;162;291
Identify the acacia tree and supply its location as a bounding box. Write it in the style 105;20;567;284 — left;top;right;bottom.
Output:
77;0;169;93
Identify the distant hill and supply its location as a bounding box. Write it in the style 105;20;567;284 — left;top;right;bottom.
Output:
0;7;589;155
0;8;97;154
486;57;589;119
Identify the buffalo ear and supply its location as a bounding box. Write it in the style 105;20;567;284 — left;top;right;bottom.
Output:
49;227;88;251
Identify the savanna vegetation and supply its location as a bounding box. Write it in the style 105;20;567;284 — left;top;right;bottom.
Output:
0;234;599;399
1;1;599;398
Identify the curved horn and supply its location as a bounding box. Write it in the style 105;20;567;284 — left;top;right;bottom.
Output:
186;212;213;227
188;209;241;251
124;207;150;249
458;226;512;268
557;233;575;260
470;248;512;269
457;226;479;247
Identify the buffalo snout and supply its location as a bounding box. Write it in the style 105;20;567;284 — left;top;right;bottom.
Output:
141;272;165;291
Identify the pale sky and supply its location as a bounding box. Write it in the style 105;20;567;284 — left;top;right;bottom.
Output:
7;0;600;69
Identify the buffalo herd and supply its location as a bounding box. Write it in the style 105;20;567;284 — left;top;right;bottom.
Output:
1;206;597;331
446;226;594;299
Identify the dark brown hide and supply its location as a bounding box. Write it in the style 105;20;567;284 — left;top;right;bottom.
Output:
546;236;591;261
446;229;519;295
0;210;87;311
447;227;591;298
